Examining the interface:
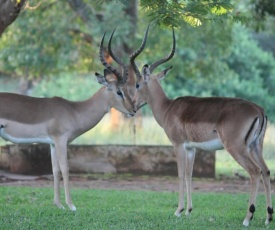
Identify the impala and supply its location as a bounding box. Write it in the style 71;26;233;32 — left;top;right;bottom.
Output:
129;25;273;226
0;31;135;211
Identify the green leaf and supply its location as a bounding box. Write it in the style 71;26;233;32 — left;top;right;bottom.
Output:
210;3;233;15
182;15;202;27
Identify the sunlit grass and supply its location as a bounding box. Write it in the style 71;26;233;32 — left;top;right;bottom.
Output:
216;150;275;179
72;114;171;145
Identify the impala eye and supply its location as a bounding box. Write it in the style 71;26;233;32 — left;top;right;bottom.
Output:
117;91;123;97
136;84;140;89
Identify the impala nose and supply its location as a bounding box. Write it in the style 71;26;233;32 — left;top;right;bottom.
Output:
126;112;135;118
129;110;136;117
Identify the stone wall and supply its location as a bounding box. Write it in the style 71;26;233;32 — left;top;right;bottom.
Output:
0;144;215;178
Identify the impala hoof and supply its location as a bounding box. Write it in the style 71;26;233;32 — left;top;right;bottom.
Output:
243;219;249;227
54;202;65;210
185;208;192;216
266;206;273;224
70;205;76;211
174;208;184;217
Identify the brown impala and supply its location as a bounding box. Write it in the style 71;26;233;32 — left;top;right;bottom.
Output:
0;31;135;211
128;25;273;227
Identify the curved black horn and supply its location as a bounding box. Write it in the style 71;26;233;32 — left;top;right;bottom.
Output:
99;32;124;82
149;28;176;73
130;24;150;81
108;28;128;85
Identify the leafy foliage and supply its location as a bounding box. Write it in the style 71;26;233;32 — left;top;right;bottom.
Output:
0;1;79;77
141;0;235;28
0;1;133;78
226;24;275;116
252;0;275;19
94;0;255;28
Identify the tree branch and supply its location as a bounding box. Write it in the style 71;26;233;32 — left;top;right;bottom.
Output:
0;0;26;36
67;0;103;23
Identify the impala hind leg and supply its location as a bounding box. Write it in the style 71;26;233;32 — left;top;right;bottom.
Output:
226;146;261;227
54;138;76;211
50;144;64;209
174;144;186;217
250;143;273;225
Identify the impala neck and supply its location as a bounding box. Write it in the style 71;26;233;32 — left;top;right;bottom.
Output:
76;87;111;132
146;80;172;127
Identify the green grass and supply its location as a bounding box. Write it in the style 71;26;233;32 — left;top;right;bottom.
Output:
0;187;274;229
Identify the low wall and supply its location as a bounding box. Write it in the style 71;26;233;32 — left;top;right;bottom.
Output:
0;144;215;178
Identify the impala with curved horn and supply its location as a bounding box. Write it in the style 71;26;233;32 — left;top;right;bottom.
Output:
131;25;273;226
0;31;135;211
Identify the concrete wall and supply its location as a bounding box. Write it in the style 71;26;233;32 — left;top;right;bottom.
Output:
0;144;215;178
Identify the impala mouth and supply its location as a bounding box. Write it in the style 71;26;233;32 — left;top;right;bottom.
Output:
136;102;147;111
128;112;136;117
125;110;136;117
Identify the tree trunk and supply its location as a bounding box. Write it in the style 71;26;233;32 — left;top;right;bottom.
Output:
17;77;33;95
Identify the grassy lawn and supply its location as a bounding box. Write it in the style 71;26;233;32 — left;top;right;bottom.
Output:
0;187;274;230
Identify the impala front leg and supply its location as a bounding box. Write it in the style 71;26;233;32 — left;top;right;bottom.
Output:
54;137;76;211
184;146;196;216
50;144;64;209
174;144;186;217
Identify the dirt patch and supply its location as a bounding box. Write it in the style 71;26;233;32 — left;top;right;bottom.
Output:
1;171;274;194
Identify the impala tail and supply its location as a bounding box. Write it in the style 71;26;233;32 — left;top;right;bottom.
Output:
245;115;267;147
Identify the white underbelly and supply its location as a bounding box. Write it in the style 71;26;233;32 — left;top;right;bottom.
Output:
0;119;53;144
184;139;224;151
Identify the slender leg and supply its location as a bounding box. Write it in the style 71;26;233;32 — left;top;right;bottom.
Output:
174;144;186;217
250;143;273;225
226;146;261;227
184;146;196;216
54;137;76;211
50;144;64;209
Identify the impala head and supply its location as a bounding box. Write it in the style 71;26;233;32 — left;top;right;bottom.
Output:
95;31;135;117
130;25;176;110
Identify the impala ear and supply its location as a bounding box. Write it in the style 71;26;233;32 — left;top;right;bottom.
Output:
104;69;118;83
95;72;108;86
141;64;150;81
156;66;173;80
95;69;118;89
